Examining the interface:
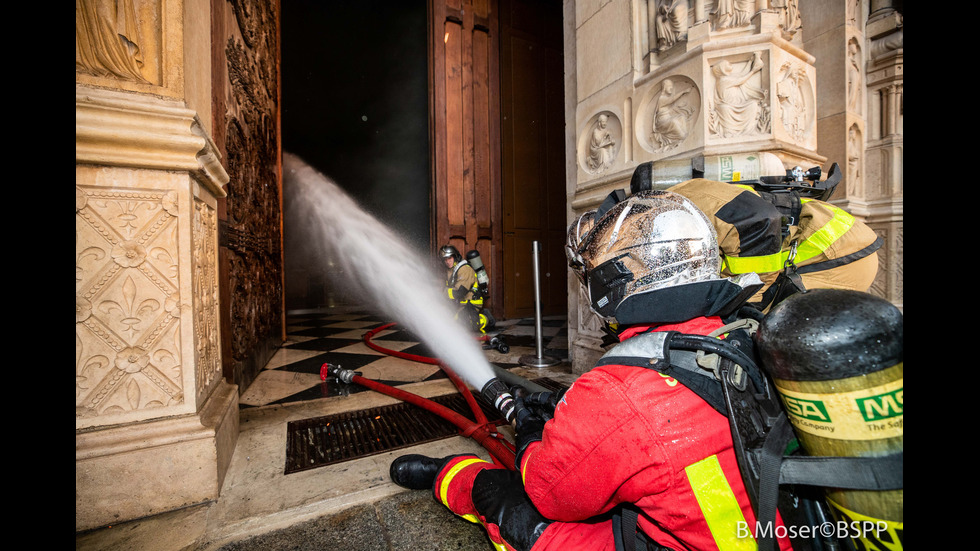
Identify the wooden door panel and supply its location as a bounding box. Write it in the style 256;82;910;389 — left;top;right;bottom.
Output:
499;0;565;318
212;0;283;391
430;0;503;314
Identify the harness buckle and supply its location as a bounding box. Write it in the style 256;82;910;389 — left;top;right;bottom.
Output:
784;240;799;270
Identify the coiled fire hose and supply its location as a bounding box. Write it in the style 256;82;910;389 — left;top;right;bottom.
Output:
320;322;518;469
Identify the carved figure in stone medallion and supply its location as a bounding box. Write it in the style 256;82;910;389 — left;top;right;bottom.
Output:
651;79;696;150
655;0;689;51
587;114;617;172
709;53;767;138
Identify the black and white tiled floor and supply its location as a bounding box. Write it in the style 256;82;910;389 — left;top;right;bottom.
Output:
239;308;570;408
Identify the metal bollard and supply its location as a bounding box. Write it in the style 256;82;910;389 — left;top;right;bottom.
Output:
520;241;560;368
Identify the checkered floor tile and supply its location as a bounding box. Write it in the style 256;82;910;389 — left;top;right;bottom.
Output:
239;311;569;408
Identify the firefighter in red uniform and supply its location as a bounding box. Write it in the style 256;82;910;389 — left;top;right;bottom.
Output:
390;191;792;551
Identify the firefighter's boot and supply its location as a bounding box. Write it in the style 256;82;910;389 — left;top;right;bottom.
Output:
389;454;476;490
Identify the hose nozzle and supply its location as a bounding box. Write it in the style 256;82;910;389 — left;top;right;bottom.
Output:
321;363;360;384
481;378;516;423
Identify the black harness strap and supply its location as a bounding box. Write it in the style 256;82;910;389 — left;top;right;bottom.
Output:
794;235;884;275
756;236;884;311
780;451;904;490
602;329;903;551
756;413;797;551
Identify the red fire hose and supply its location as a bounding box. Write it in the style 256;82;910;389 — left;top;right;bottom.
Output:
320;322;516;469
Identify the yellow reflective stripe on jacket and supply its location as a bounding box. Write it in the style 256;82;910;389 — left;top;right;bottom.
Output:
685;455;757;551
722;199;855;274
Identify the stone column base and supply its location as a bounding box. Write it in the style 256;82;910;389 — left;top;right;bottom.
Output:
75;380;239;532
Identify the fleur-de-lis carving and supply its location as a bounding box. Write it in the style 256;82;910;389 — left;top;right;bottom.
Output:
98;276;161;338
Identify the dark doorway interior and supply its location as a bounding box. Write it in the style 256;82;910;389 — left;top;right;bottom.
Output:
281;0;431;311
499;0;567;319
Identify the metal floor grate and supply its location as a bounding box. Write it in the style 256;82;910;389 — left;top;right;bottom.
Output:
284;378;568;474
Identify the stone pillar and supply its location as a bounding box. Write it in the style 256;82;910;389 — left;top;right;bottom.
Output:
566;0;823;374
859;2;902;309
796;0;902;310
75;0;238;531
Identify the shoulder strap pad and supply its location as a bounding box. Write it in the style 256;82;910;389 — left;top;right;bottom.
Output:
596;331;730;415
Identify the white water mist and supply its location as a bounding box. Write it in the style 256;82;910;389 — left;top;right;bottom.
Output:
283;152;497;390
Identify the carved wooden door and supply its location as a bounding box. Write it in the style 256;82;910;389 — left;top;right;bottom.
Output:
429;0;504;316
212;0;284;392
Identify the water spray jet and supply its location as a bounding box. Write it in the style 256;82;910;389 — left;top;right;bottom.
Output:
285;152;518;422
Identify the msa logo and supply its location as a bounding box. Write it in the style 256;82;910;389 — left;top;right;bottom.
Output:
719;156;734;181
783;396;830;423
857;388;903;422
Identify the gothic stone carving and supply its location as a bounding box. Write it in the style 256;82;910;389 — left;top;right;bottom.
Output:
580;112;622;175
847;38;864;116
775;61;813;144
76;185;184;417
653;0;689;52
707;52;770;139
712;0;755;31
847;124;863;197
193;198;222;397
76;0;171;88
638;76;700;153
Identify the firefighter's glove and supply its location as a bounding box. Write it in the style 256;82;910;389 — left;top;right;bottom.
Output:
511;387;546;470
454;286;471;304
520;389;565;420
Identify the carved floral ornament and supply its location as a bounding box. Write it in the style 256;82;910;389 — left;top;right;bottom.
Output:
76;186;185;418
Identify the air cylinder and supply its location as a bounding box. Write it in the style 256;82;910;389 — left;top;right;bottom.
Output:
466;249;490;293
755;289;903;548
636;152;788;189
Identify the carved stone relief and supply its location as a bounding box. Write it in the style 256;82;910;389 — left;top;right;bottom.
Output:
193;199;222;397
707;53;770;139
637;76;700;153
847;38;863;115
712;0;755;31
847;124;863;197
576;284;604;335
772;0;802;36
653;0;689;52
869;228;888;298
76;184;184;418
76;0;160;85
580;112;622;175
775;61;813;143
848;0;863;29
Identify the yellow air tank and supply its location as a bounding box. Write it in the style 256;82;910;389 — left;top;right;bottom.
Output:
755;289;903;550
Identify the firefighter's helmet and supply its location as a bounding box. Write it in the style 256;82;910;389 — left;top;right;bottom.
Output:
565;210;597;285
439;244;462;263
569;190;760;325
